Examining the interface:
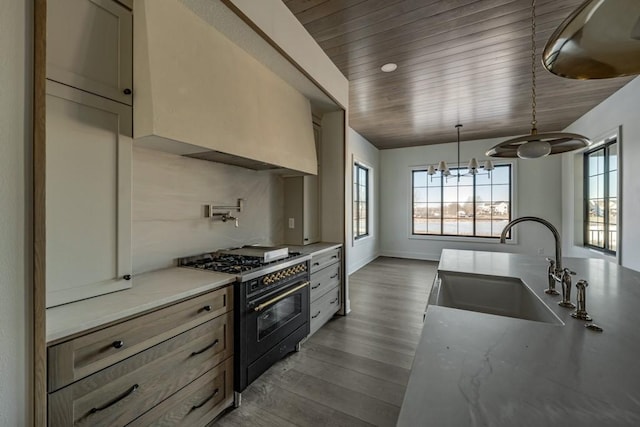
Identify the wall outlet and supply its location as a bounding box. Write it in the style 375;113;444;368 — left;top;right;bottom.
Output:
288;218;295;229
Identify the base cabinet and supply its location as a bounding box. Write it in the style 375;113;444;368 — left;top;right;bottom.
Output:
47;285;234;426
308;246;342;336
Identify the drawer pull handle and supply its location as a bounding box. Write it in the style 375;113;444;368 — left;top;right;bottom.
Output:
202;305;212;312
191;388;219;411
311;311;321;319
90;384;139;414
112;340;124;349
311;283;321;290
190;339;219;356
313;262;320;266
330;298;339;304
332;255;338;259
330;274;338;279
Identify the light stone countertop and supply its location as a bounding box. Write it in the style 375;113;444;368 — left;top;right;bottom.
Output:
46;267;236;344
286;242;342;256
397;249;640;427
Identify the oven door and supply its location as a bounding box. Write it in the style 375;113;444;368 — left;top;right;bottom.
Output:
247;280;310;361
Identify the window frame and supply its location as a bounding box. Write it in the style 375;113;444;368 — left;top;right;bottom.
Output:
583;138;618;255
410;163;514;240
353;161;370;241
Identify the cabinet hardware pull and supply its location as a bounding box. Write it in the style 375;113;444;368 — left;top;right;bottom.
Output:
123;88;132;95
112;340;124;349
311;311;321;319
202;305;212;312
330;298;338;304
89;384;138;414
313;262;320;266
254;282;309;312
331;255;338;259
190;339;219;356
191;388;219;411
311;283;321;289
123;274;131;280
330;274;338;279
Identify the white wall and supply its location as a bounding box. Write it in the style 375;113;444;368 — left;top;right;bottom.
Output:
0;0;32;425
562;76;640;272
132;147;285;274
346;128;380;274
380;137;563;261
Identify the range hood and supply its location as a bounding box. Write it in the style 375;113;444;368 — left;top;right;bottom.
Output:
133;0;317;175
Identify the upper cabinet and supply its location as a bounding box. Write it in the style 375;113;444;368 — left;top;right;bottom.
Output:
133;0;317;175
47;0;133;105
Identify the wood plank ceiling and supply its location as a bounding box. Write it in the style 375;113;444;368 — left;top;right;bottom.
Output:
283;0;634;149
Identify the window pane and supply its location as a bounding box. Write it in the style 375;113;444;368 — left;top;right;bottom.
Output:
414;187;427;203
427;186;441;202
588;176;598;200
413;203;427;220
458;186;473;206
596;174;604;199
427;219;441;234
359;168;367;185
492;219;510;237
609;143;617;171
359;185;367;202
427;202;441;219
476;219;492;236
492;202;510;219
492;166;510;184
413;171;428;188
475;172;491;186
589;147;604;175
475;185;491;204
442;218;458;235
443;187;458;203
609;170;617;197
609;198;618;225
427;174;442;187
492;185;510;202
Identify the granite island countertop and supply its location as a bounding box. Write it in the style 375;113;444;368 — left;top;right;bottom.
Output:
397;249;640;427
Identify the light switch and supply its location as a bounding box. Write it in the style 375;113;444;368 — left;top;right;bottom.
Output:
288;218;295;229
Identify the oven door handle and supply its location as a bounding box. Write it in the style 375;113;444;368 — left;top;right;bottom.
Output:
253;281;309;312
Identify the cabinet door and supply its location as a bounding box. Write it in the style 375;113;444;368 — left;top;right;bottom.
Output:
46;80;132;308
47;0;133;105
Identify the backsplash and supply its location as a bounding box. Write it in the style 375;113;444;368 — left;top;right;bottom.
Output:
132;147;284;274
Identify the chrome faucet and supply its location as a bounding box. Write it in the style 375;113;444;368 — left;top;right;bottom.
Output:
500;216;574;307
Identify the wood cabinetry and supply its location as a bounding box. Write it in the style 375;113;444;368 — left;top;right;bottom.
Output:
47;0;133;105
309;247;342;336
47;285;234;426
45;0;134;307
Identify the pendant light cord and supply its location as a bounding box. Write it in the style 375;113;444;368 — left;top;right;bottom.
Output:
531;0;537;134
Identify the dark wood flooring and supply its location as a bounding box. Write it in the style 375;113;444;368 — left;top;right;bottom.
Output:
212;257;437;427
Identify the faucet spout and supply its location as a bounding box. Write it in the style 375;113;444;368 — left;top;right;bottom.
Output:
499;216;562;272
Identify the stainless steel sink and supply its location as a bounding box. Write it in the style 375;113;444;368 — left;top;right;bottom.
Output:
429;271;563;325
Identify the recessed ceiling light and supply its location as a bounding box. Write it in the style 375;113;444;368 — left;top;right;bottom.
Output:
380;63;397;73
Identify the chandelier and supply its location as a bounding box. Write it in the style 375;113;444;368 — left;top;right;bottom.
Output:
428;124;494;181
486;0;592;159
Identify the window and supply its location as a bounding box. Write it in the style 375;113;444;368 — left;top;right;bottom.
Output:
584;139;618;254
412;164;512;238
353;162;369;239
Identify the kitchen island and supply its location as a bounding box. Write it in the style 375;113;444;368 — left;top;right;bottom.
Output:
398;249;640;426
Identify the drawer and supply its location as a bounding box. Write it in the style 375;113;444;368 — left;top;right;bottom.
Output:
309;286;340;336
310;247;341;273
48;285;233;392
127;357;233;427
310;262;340;303
48;311;233;427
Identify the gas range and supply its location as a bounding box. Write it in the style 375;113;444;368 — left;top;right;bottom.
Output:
178;247;310;281
179;246;311;393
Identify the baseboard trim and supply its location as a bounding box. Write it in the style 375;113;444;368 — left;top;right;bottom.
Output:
379;250;440;262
